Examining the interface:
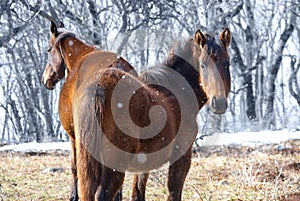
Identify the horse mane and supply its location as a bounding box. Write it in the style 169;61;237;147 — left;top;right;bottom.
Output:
140;37;208;106
164;38;199;70
53;30;77;47
139;66;170;86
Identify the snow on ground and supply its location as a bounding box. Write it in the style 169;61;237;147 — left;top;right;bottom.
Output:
0;141;70;152
199;130;300;147
0;130;299;153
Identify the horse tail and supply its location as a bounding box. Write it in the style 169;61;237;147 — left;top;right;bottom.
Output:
73;74;104;201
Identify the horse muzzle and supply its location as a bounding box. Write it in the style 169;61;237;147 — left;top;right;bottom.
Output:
210;96;227;114
41;77;55;90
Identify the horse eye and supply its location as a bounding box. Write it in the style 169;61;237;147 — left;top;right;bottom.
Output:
47;47;52;52
200;62;206;69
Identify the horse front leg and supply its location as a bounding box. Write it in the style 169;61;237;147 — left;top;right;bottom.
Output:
70;139;78;201
130;173;149;201
95;167;125;201
167;148;192;201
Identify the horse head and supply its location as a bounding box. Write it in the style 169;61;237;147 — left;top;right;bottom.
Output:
41;21;67;90
194;28;231;114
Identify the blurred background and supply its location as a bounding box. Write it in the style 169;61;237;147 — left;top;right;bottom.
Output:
0;0;299;144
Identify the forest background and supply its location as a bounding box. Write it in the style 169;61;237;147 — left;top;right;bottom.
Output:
0;0;299;144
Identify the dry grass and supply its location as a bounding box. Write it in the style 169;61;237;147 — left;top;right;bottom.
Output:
0;140;300;201
0;152;71;201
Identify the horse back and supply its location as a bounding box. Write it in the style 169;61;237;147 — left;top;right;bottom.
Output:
59;50;137;140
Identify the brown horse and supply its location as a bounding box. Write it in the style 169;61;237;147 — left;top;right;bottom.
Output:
41;21;137;201
129;28;231;201
42;21;231;201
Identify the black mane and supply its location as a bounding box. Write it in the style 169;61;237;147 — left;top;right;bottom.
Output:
140;38;208;108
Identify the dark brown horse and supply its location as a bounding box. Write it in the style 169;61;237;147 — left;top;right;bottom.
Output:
41;21;137;201
42;21;231;201
129;28;231;201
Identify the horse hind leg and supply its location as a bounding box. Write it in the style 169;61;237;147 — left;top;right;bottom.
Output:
76;140;102;201
114;188;123;201
95;167;125;201
130;173;149;201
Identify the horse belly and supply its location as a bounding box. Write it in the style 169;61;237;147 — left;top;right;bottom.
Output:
126;132;175;172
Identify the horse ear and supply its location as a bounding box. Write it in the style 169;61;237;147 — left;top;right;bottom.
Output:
59;21;64;28
50;21;58;35
220;27;231;48
195;30;206;47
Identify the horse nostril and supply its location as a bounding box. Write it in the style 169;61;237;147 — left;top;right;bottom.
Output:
211;96;217;107
43;79;54;90
211;96;227;114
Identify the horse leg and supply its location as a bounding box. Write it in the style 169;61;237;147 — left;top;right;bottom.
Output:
167;148;192;201
130;173;149;201
95;167;125;201
76;140;102;201
70;140;78;201
114;188;123;201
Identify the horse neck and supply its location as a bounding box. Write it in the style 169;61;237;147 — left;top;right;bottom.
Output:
164;41;208;108
60;37;96;73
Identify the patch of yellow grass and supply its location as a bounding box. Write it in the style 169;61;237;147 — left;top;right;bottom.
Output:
0;153;70;201
0;142;299;201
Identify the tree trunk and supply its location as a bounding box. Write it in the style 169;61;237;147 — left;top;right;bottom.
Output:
288;57;300;106
231;37;257;120
265;13;295;123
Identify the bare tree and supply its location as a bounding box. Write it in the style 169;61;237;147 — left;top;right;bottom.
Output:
265;5;296;126
289;57;300;106
1;0;299;143
0;0;60;142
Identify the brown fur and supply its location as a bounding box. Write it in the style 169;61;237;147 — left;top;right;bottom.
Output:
130;29;231;201
42;22;137;201
42;22;231;201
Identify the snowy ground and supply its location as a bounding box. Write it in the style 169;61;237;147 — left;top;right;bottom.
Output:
0;130;299;153
199;130;300;147
0;141;71;153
